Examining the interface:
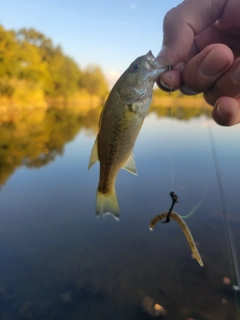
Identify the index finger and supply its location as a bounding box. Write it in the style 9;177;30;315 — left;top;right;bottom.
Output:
159;0;227;66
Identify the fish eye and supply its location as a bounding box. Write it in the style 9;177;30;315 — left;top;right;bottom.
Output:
132;64;140;71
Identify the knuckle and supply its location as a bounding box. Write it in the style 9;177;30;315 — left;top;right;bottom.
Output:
203;91;216;107
163;8;179;29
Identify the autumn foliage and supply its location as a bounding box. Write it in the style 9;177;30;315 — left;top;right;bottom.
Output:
0;25;108;107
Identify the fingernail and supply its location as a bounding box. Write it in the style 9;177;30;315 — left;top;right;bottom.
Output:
232;63;240;83
200;50;228;77
157;45;167;58
159;78;172;90
156;56;171;70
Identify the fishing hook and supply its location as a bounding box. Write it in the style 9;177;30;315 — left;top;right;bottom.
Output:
162;191;178;223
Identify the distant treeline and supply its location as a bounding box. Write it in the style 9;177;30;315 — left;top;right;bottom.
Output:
0;25;108;106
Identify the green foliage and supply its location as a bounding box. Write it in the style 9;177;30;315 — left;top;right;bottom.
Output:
0;26;21;77
0;25;108;102
80;65;108;98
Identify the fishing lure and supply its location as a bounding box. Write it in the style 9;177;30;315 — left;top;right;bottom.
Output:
149;194;204;267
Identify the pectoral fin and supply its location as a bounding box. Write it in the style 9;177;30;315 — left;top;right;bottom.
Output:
88;137;99;169
122;153;137;175
127;103;139;113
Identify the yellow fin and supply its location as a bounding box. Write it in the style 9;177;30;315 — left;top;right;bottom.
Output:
88;137;99;169
122;153;137;175
96;190;120;220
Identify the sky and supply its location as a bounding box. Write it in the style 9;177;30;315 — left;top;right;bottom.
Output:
0;0;182;86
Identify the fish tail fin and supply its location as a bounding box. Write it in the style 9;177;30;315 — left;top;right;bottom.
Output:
96;189;120;220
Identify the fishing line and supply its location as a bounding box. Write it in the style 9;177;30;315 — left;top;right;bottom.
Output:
166;70;206;222
161;65;204;223
180;186;206;220
168;67;174;192
156;58;174;193
207;124;240;313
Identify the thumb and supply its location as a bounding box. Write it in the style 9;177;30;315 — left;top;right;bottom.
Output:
158;0;227;66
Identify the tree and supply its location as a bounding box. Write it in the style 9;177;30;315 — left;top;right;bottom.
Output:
81;65;108;98
0;25;108;102
0;25;21;77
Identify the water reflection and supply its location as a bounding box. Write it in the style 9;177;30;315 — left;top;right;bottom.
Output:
0;106;101;185
0;102;239;320
0;103;211;187
151;104;211;120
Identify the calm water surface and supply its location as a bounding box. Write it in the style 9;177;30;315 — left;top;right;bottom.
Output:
0;106;240;320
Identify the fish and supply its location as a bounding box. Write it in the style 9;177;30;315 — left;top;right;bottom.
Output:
88;51;169;219
149;211;204;267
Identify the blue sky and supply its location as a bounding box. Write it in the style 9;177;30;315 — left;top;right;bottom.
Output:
1;0;182;85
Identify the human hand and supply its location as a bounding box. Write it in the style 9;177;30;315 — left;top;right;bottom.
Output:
157;0;240;126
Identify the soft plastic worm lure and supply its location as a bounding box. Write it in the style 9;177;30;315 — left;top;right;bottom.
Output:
149;211;204;267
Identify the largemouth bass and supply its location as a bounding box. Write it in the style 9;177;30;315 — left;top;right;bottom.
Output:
88;51;169;219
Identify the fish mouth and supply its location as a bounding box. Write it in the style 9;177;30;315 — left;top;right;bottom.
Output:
144;51;169;80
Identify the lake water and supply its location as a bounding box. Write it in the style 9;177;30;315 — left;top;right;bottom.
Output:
0;104;240;320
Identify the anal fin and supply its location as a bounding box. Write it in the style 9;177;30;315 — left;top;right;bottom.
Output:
122;153;137;175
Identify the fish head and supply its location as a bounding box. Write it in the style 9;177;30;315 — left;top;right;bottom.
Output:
118;51;169;104
124;51;169;87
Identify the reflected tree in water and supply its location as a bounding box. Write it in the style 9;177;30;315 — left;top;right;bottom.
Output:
0;106;101;185
0;102;211;187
